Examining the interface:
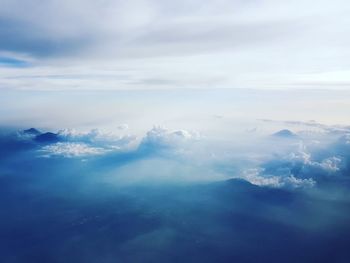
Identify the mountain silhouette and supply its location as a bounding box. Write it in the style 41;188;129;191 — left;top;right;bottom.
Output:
272;129;298;138
23;128;41;136
35;132;60;143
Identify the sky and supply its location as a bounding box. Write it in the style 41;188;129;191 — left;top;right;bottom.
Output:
0;0;350;91
1;2;350;262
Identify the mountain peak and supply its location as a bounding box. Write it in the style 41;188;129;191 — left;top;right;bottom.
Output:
23;128;41;135
272;129;297;138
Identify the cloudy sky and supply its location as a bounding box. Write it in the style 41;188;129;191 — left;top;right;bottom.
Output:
1;2;350;262
1;0;350;91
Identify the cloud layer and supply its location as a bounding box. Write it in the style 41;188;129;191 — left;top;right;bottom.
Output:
1;0;350;90
1;120;349;190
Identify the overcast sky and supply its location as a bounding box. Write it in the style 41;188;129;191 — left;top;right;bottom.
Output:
0;0;349;91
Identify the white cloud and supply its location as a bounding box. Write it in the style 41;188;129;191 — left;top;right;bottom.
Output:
1;0;350;90
141;126;199;148
239;168;316;189
36;126;199;158
57;128;137;148
36;128;139;158
286;142;342;174
39;142;107;158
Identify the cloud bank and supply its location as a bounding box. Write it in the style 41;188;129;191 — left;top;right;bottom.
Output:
1;120;349;190
1;0;350;90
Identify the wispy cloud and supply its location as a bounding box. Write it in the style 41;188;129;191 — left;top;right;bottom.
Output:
1;0;350;90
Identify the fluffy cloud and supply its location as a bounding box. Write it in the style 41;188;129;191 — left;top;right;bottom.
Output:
33;127;199;159
1;123;350;189
39;142;107;158
140;127;199;149
239;168;316;189
35;129;138;158
286;143;342;173
57;128;137;148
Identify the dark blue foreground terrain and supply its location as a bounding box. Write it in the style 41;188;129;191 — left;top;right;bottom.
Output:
1;173;350;262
